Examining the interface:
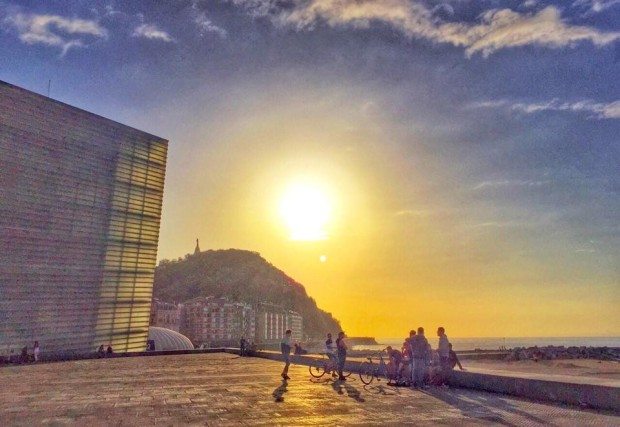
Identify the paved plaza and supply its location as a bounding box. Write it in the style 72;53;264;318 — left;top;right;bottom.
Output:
0;353;618;426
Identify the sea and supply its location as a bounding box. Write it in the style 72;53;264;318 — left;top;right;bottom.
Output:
353;337;620;352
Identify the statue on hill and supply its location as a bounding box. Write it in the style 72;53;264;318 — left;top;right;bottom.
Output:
194;238;201;255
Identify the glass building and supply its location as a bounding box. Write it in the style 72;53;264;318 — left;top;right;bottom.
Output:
0;81;168;357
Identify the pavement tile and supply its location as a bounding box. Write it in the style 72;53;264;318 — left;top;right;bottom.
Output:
0;353;618;425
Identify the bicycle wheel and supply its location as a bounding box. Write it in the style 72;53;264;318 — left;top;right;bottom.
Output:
359;362;375;385
308;360;326;378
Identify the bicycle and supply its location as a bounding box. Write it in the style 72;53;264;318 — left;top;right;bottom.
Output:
359;351;399;385
308;353;352;378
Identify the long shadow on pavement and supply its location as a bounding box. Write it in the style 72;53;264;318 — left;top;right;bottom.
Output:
331;379;366;403
422;386;554;427
272;379;288;402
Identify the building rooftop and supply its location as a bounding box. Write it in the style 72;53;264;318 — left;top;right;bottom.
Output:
0;353;617;425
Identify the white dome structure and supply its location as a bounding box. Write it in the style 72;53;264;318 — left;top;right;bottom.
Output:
147;327;194;351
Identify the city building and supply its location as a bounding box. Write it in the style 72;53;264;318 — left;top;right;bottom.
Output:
255;303;303;343
0;81;168;357
149;298;182;332
182;297;256;346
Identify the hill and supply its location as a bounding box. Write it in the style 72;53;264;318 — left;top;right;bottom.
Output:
153;249;342;338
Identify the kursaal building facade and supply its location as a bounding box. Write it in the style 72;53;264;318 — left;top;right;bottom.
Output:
0;81;168;357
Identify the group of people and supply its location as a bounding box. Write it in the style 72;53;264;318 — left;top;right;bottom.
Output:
386;326;463;387
97;344;114;358
279;327;463;387
280;330;349;381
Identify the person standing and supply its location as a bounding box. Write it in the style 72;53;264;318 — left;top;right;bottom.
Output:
325;333;338;376
280;330;292;380
239;336;247;357
336;331;348;381
411;327;429;388
33;341;40;362
437;327;450;370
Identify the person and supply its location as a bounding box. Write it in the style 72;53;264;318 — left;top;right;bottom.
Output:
239;337;247;357
280;330;292;380
385;346;403;383
33;341;40;362
20;346;28;364
325;333;338;376
294;343;307;355
449;344;464;371
437;327;450;370
410;327;429;388
336;331;348;381
106;344;113;356
402;330;416;382
97;345;105;358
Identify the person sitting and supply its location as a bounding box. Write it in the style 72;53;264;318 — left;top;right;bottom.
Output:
449;344;464;371
385;346;403;383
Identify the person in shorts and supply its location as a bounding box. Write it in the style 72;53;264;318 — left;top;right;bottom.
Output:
280;330;292;380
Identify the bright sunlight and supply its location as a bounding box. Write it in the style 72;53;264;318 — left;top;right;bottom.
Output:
279;182;331;241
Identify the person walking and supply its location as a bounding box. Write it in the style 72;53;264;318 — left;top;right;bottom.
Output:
336;331;348;381
280;330;292;380
411;327;429;388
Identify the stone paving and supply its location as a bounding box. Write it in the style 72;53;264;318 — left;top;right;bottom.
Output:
0;353;618;426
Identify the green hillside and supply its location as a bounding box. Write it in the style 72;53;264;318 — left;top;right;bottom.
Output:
153;249;341;338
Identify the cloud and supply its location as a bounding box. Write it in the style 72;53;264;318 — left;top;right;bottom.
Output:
191;0;227;38
473;180;551;191
470;98;620;119
572;0;620;15
3;11;107;56
132;23;174;42
228;1;619;57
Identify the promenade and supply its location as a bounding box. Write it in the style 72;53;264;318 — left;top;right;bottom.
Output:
0;353;618;426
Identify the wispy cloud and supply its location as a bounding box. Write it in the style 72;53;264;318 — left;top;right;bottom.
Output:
473;180;551;191
470;98;620;119
3;11;107;56
132;23;174;42
572;0;620;15
191;1;227;38
228;1;619;57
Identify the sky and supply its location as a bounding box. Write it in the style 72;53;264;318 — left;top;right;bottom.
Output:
1;0;618;338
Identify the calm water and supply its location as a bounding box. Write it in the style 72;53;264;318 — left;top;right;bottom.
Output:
353;337;620;352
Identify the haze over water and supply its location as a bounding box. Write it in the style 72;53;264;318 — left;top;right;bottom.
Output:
357;337;620;352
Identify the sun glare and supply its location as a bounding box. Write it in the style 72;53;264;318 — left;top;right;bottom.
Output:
279;182;331;241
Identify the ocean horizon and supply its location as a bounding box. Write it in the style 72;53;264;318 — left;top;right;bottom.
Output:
354;336;620;352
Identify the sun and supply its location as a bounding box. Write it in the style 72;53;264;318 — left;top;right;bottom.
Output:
279;182;331;241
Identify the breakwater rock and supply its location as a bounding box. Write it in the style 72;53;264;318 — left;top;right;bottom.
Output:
505;346;620;362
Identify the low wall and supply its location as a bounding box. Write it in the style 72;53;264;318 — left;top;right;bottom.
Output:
249;350;619;412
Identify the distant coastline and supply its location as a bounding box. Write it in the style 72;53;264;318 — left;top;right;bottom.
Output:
356;336;620;352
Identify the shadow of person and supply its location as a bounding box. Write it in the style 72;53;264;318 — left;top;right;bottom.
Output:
331;379;365;402
272;379;288;402
363;383;401;396
331;379;345;395
343;382;365;403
